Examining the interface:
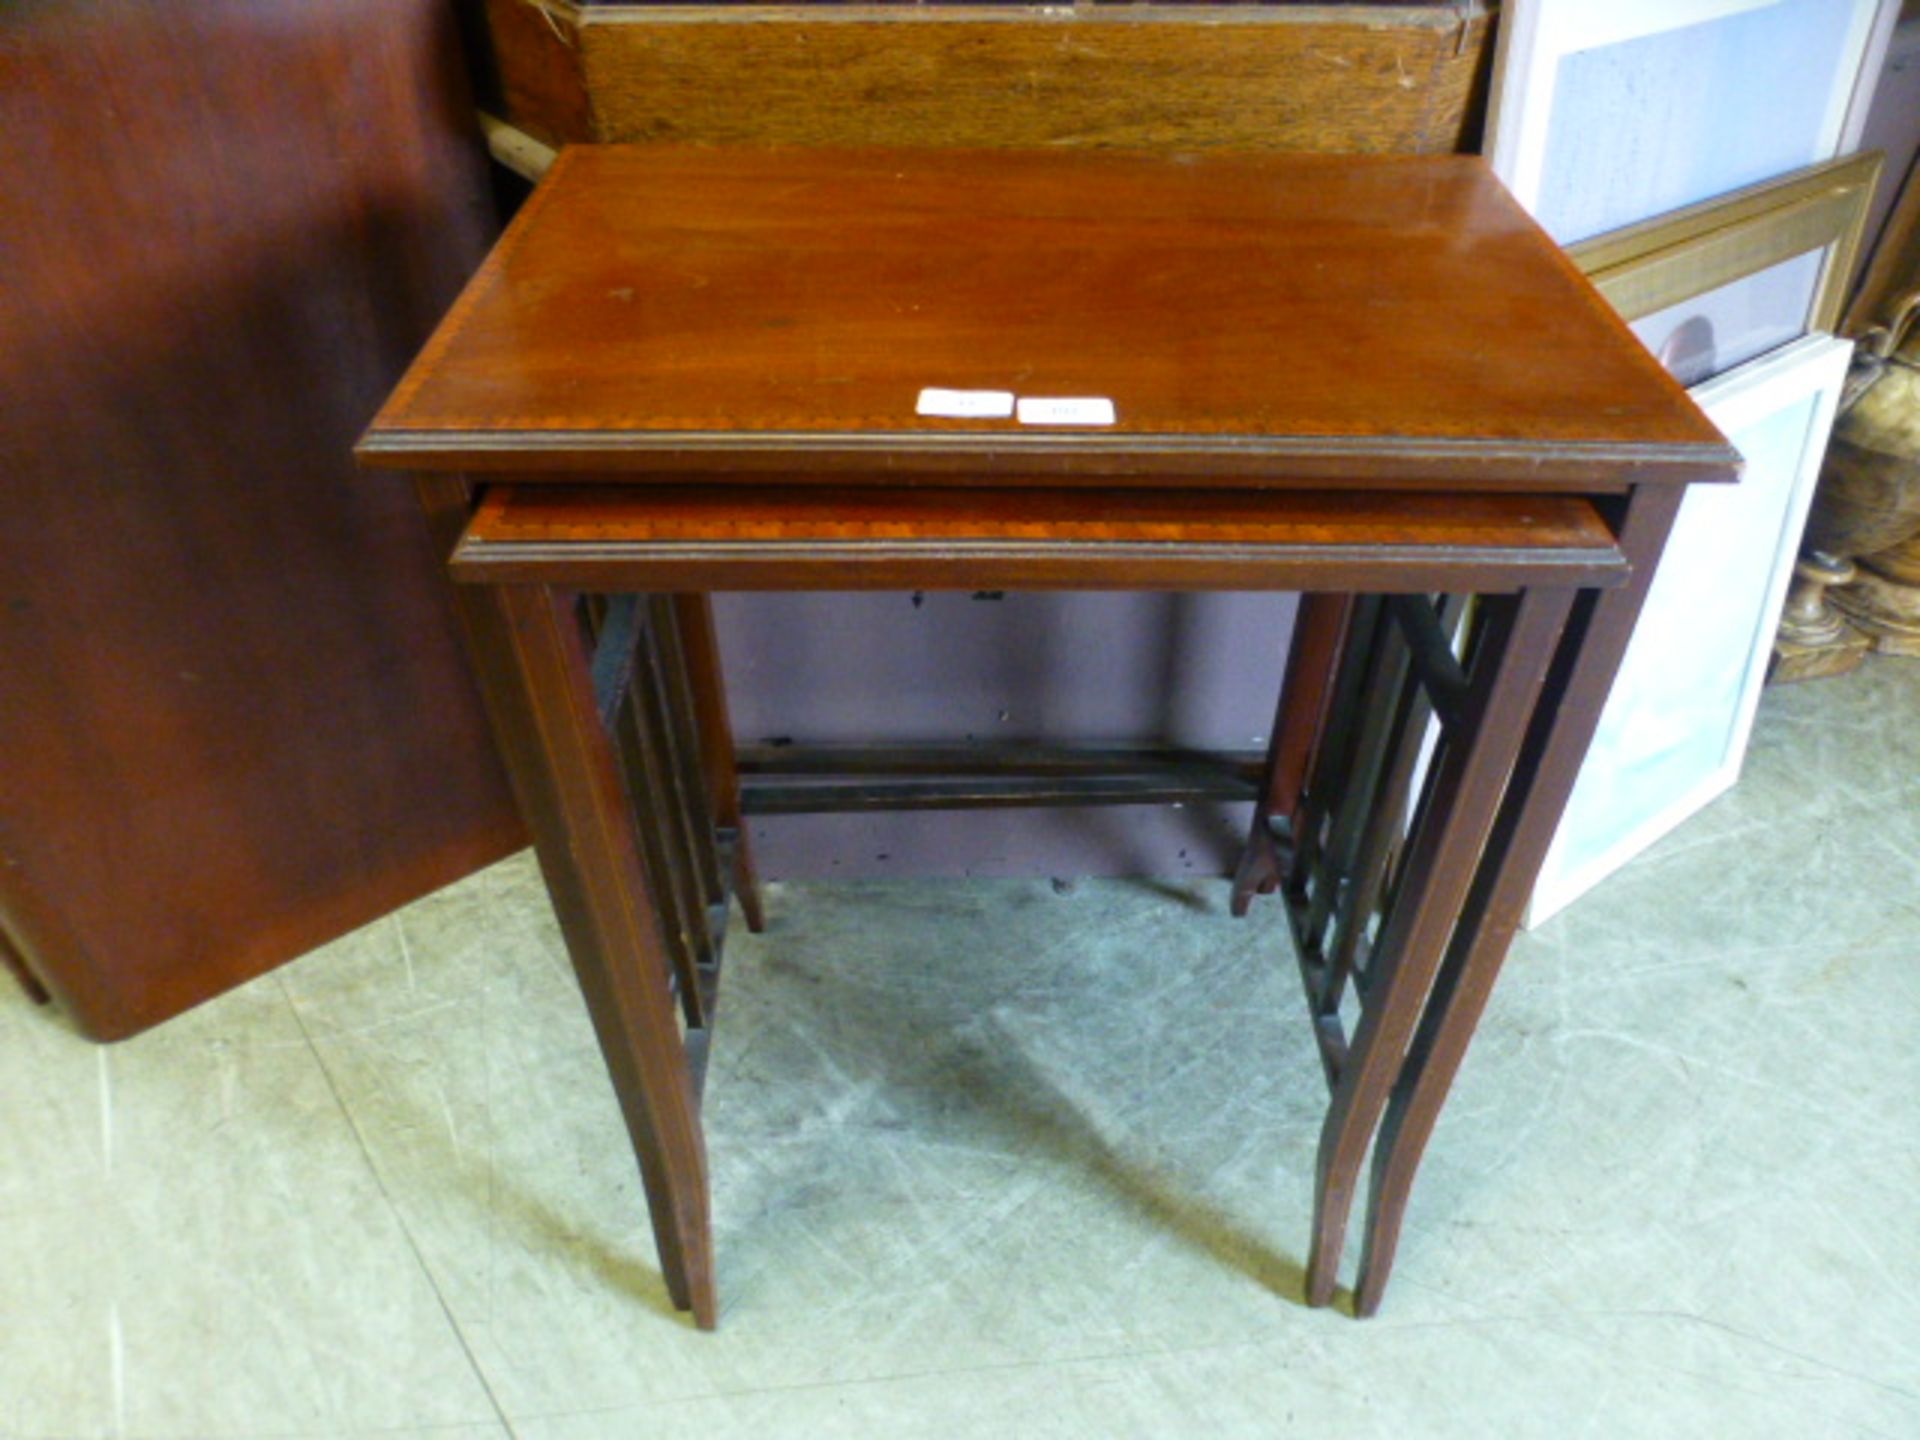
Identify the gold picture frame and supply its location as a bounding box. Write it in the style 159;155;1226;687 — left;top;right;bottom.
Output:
1570;150;1882;329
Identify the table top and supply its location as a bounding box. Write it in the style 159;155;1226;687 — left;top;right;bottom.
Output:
451;484;1630;593
359;145;1737;490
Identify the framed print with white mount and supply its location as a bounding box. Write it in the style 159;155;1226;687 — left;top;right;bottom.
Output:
1488;0;1898;245
1526;334;1854;925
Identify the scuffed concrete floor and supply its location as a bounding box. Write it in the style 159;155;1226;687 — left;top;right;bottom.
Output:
4;660;1917;1439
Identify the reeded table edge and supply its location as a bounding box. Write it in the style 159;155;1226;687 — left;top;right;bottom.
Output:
357;426;1744;485
452;537;1630;581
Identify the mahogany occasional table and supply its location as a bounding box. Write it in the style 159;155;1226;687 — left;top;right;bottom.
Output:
358;145;1737;1328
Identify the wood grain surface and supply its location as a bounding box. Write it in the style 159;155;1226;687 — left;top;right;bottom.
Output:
361;145;1737;488
575;6;1492;154
450;483;1630;591
473;2;1491;155
0;0;523;1038
475;0;592;148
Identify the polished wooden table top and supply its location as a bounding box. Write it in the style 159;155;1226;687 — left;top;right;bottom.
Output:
360;145;1736;488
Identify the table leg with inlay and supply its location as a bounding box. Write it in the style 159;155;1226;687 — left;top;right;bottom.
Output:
1302;583;1576;1309
466;577;721;1327
415;477;720;1326
1350;484;1686;1317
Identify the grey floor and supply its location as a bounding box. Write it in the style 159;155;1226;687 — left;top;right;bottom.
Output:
4;660;1918;1440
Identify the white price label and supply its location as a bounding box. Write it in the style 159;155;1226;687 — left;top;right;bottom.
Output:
916;387;1016;419
1016;396;1117;426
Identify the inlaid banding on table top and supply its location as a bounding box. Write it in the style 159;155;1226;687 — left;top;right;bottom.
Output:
358;146;1738;488
464;484;1619;548
357;429;1742;487
451;485;1632;592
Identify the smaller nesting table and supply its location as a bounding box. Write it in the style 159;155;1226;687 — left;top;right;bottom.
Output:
359;145;1736;1328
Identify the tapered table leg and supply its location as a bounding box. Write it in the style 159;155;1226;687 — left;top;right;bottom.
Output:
1306;584;1575;1308
488;581;717;1325
421;475;718;1328
1351;486;1684;1317
1232;593;1353;917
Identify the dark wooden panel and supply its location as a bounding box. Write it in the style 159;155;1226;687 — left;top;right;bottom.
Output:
0;0;525;1039
362;146;1737;487
475;0;593;149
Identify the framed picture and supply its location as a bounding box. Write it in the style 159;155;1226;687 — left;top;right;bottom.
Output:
1569;152;1881;384
1487;0;1898;243
1846;148;1920;334
1526;334;1855;925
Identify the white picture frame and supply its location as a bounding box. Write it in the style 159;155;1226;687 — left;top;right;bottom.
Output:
1525;334;1854;926
1487;0;1898;243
